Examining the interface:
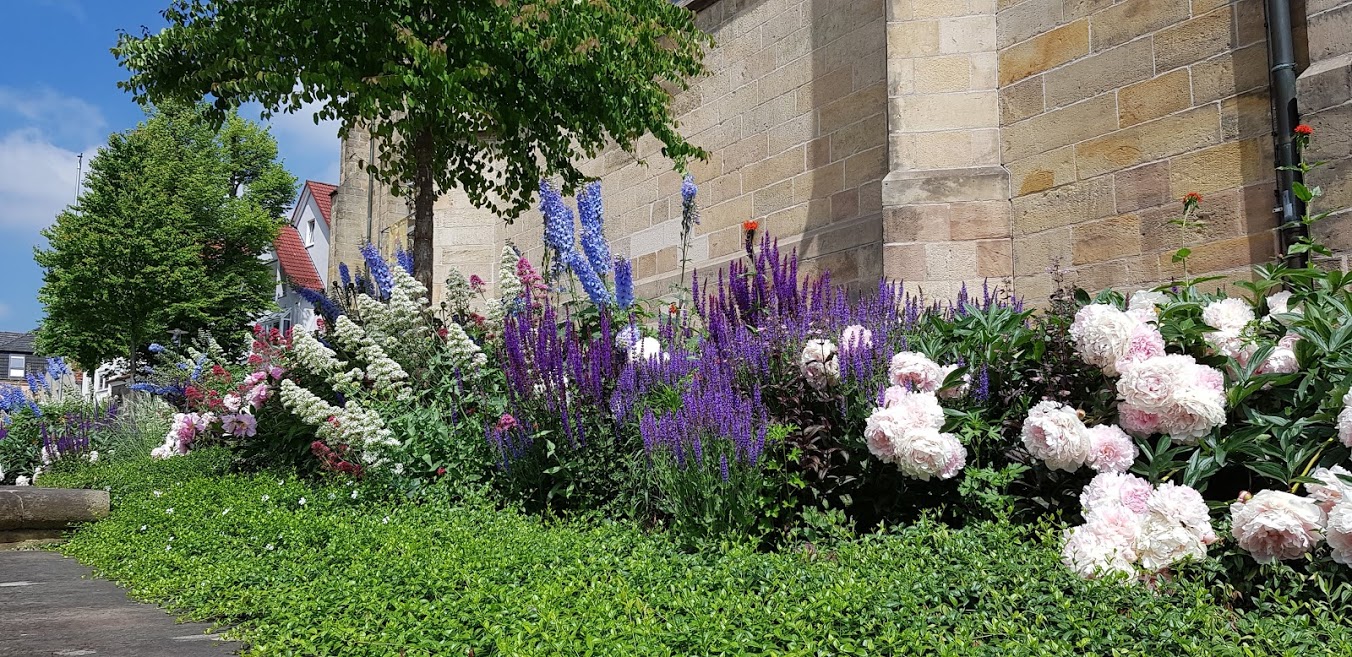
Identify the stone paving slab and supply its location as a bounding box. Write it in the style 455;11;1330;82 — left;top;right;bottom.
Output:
0;551;240;657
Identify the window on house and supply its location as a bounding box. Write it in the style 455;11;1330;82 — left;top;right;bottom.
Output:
305;218;317;246
275;267;285;299
7;354;24;379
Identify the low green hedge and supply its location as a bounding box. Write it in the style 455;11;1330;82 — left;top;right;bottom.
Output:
46;450;1351;656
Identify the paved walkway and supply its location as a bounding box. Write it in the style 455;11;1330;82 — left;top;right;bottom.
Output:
0;551;240;656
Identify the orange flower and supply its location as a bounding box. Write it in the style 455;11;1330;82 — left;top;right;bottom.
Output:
1182;192;1203;205
742;219;759;232
1294;124;1314;136
668;302;679;316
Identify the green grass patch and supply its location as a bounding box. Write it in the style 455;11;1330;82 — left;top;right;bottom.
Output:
45;451;1352;656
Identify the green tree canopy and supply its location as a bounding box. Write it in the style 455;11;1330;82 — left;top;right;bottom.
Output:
35;104;295;371
113;0;710;289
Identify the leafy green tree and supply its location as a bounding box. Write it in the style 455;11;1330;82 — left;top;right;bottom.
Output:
35;105;295;372
113;0;710;290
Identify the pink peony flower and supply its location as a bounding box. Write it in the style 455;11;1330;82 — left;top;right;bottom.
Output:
840;324;873;352
799;339;840;389
1264;290;1301;325
246;382;270;409
1118;355;1193;412
221;413;258;438
1069;304;1137;376
879;387;945;429
1113;322;1166;375
1307;465;1352;513
222;393;243;413
1021;400;1091;472
1257;333;1299;375
268;366;286;381
864;405;907;464
1202;297;1255;332
1229;489;1326;564
1117;402;1162;437
1080;472;1153;516
888;351;944;391
1085;424;1138;473
936;363;970;400
1338;390;1352;448
1326;501;1352;565
242;371;267;388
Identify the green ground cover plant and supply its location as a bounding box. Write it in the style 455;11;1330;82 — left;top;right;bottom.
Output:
44;449;1352;657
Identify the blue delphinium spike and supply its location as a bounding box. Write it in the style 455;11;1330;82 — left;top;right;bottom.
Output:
395;246;415;276
338;262;352;288
577;182;610;278
359;242;394;299
614;257;633;310
567;250;614;308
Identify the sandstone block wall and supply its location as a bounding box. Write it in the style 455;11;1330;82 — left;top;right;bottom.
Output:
995;0;1281;301
1300;0;1352;267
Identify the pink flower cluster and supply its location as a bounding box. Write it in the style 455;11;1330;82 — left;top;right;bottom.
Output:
864;387;966;481
1020;401;1137;473
1338;390;1352;448
150;366;282;459
1062;473;1216;579
1115;354;1226;444
887;351;968;400
1069;303;1164;376
799;339;840;389
1199;296;1301;374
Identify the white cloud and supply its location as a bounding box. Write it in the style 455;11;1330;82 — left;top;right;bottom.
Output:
0;86;107;146
243;98;342;184
0;130;96;231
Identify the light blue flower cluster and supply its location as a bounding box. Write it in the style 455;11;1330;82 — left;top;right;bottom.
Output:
567;251;614;307
540;180;575;260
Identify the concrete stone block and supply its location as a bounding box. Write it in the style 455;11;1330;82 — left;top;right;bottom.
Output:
1045;37;1155;109
998;19;1090;85
885;204;952;242
1118;69;1193;127
939;15;998;54
1002;92;1117;162
1220;89;1272;140
1013;227;1073;275
999;76;1046;123
793;162;846;202
887;20;941;57
844;145;889;188
997;0;1064;50
1090;0;1190;51
914;55;974;93
1074;104;1223;179
1115;161;1173;212
1167;138;1271;198
1008;145;1077;196
1191;43;1269;103
950;200;1013;239
1073;213;1144;264
977;237;1015;277
1012;175;1116;234
892;91;1000;131
1155;5;1235;71
883;166;1011;205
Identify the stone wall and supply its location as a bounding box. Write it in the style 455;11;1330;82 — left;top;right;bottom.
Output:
1300;0;1352;267
995;0;1281;300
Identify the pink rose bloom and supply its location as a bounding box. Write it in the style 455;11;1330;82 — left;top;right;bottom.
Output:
840;324;873;352
1117;402;1162;437
1085;424;1138;473
893;427;966;481
242;371;267;388
221;413;258;438
222;393;243;413
1229;489;1326;564
888;351;943;391
1113;323;1165;375
269;366;286;381
1326;502;1352;565
879;387;945;429
1021;400;1091;472
1080;472;1153;516
1148;482;1216;545
1062;522;1136;579
1306;465;1352;513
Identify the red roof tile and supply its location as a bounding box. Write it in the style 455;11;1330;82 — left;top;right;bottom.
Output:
274;224;325;291
305;180;337;226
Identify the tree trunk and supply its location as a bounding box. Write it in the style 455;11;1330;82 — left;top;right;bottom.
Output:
412;127;436;293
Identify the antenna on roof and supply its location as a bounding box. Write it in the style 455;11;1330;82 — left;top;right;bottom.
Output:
74;153;83;201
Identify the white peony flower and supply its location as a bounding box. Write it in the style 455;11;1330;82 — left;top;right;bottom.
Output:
1069;304;1138;376
1202;297;1256;332
1062;522;1136;579
1307;465;1352;513
1338;390;1352;448
1326;501;1352;564
1229;489;1325;564
1148;482;1216;545
14;475;30;486
1134;510;1209;571
891;427;966;481
1257;333;1299;375
1264;290;1302;325
1080;472;1153;517
1021;401;1091;472
799;339;840;389
936;363;970;400
627;337;666;364
1128;290;1170;317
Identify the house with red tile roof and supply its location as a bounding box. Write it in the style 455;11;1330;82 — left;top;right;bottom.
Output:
259;181;336;333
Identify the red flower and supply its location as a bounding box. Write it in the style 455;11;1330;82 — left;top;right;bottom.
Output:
742;219;759;232
436;467;447;476
1294;124;1314;136
669;302;679;316
1182;192;1203;205
437;327;449;339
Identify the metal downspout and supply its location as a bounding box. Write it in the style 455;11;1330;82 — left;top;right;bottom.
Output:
1263;0;1308;267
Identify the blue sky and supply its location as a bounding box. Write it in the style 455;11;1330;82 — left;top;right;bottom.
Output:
0;0;340;333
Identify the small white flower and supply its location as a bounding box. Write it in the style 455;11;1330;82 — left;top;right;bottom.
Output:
350;490;359;500
153;490;163;497
261;494;270;502
221;508;231;516
298;497;307;506
165;507;174;515
328;493;336;500
88;451;99;463
382;516;390;524
165;545;171;551
265;543;275;551
13;476;30;486
139;525;147;532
